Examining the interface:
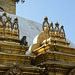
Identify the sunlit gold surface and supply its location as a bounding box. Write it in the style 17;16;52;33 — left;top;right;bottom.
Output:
30;17;75;75
0;12;75;75
0;13;45;75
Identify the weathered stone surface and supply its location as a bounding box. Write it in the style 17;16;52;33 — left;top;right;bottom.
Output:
0;0;16;14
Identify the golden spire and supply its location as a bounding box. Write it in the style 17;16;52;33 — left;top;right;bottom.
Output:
5;22;11;36
50;21;53;27
49;21;54;37
55;21;59;36
61;25;64;29
55;21;59;27
60;25;65;39
44;24;49;32
44;16;48;19
50;21;53;24
44;16;48;21
14;17;18;23
14;17;18;20
49;21;54;31
42;16;49;31
12;24;19;38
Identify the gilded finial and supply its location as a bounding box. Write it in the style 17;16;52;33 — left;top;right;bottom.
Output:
14;17;18;20
51;21;53;24
56;21;58;23
15;17;17;19
44;24;49;32
14;17;18;23
50;21;53;26
44;16;48;21
44;16;47;19
59;25;65;38
49;21;54;31
61;25;64;29
55;21;59;27
42;16;49;31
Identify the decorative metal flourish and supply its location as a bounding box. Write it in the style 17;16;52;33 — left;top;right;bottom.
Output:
55;21;59;31
59;25;65;37
0;12;19;38
49;21;54;31
42;17;66;39
42;16;49;31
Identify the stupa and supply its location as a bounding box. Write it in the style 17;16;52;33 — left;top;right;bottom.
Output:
30;17;75;75
0;0;75;75
0;12;44;75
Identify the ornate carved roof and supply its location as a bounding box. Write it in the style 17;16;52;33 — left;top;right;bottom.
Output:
30;17;75;56
0;12;19;39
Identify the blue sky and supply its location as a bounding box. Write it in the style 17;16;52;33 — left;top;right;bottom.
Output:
16;0;75;44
